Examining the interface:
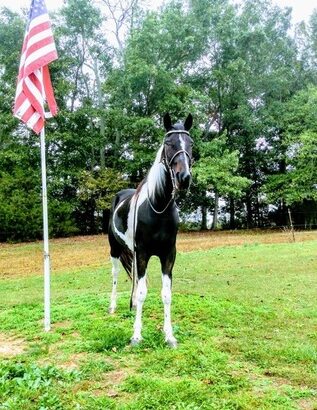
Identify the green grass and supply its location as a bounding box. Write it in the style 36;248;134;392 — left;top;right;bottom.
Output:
1;240;317;409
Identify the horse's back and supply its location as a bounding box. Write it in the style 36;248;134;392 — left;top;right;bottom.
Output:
111;188;136;212
109;188;136;237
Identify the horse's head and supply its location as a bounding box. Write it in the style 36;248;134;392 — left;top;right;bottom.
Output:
162;113;193;190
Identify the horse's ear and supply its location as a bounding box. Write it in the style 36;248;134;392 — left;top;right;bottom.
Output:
163;113;172;131
184;114;193;131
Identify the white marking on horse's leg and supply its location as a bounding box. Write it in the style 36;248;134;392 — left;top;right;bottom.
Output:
161;274;177;347
109;257;120;314
131;275;147;344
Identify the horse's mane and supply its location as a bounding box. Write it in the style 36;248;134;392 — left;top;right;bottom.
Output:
147;144;166;200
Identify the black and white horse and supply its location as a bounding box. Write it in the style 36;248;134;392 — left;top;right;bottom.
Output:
108;113;193;347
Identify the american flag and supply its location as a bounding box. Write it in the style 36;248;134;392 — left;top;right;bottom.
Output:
13;0;58;134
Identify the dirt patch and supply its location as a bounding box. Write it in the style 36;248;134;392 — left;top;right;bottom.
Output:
105;369;127;385
262;370;292;388
53;320;73;329
297;399;317;410
58;353;87;371
91;367;134;398
0;334;26;357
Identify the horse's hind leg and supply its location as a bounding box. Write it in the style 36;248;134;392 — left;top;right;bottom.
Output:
160;248;177;348
131;251;149;345
108;224;122;314
109;256;120;314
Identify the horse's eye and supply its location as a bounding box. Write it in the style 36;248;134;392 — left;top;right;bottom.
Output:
164;139;174;147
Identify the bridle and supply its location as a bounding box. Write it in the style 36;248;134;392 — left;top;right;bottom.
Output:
147;129;193;214
162;129;193;170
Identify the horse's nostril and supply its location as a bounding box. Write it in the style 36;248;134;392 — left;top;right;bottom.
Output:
178;171;190;188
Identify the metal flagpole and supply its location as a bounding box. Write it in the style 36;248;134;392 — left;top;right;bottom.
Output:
40;126;51;332
13;0;58;332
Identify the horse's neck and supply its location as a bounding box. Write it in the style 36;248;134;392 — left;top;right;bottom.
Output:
150;168;174;208
146;154;174;210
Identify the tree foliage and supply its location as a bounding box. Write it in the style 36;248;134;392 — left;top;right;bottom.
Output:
1;0;317;240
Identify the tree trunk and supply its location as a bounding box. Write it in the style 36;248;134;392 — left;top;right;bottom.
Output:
229;197;235;229
201;206;207;231
212;191;219;230
246;193;253;229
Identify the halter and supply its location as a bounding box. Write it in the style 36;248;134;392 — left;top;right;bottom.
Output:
147;129;192;214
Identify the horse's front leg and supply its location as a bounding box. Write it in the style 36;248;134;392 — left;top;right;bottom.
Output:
160;248;177;348
109;256;120;314
131;251;149;346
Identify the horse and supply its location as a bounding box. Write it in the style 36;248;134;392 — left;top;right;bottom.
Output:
108;112;193;347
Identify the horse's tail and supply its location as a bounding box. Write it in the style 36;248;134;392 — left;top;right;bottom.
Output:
119;247;133;280
118;246;136;310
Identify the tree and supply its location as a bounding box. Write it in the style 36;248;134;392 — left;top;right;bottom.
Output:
265;87;317;225
194;135;250;229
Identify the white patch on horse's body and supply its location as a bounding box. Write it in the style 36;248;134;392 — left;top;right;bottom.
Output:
112;199;129;247
126;184;147;248
161;274;177;347
112;185;148;251
179;135;190;175
131;275;147;343
109;257;120;313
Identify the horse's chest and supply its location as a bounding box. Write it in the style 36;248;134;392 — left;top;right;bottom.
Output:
136;213;178;250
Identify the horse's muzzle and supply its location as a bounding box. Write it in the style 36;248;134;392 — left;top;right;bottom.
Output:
176;171;191;190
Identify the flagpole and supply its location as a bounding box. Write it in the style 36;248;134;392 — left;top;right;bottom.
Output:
13;0;58;332
40;126;51;332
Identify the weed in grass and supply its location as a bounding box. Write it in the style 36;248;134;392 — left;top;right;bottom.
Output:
0;361;80;410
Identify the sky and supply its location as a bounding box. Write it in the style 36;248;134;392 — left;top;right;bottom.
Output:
0;0;315;25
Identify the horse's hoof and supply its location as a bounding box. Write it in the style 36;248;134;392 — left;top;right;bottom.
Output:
130;337;142;346
108;307;116;314
166;338;178;349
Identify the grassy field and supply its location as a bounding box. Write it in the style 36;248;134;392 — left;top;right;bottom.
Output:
0;230;317;409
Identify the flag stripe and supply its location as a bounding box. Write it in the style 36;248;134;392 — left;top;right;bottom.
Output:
24;44;57;74
28;13;51;33
27;28;53;49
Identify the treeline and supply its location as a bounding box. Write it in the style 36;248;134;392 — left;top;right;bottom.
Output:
0;0;317;241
